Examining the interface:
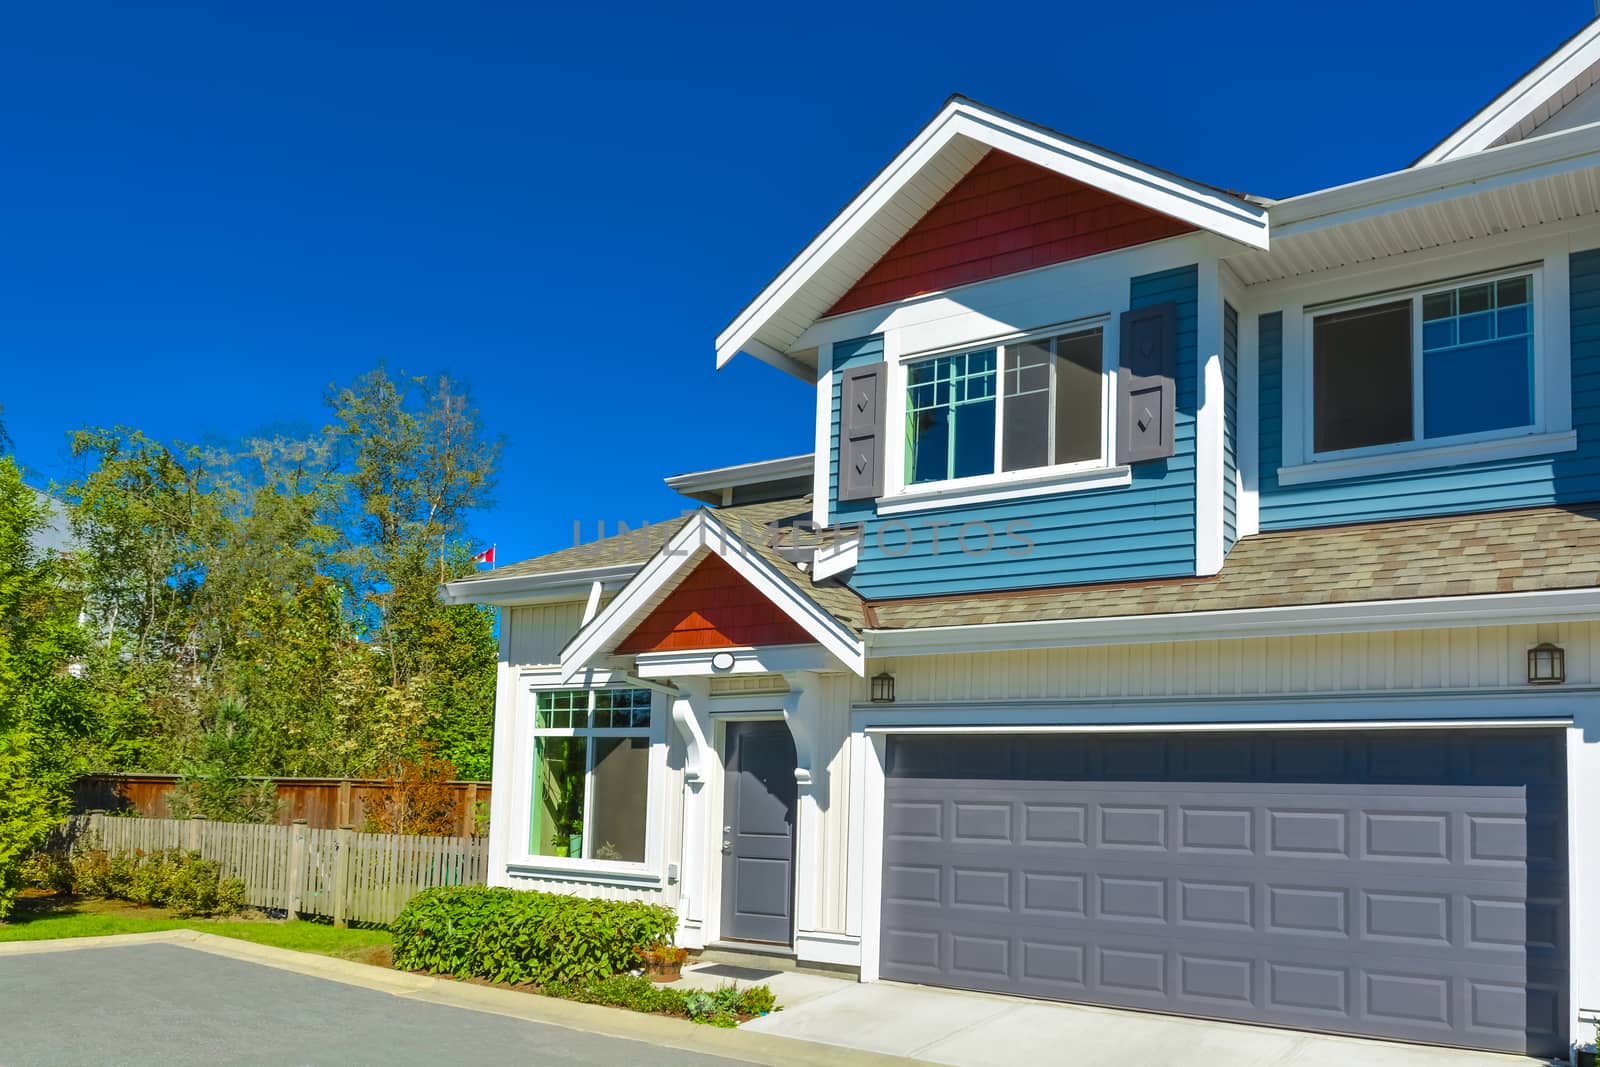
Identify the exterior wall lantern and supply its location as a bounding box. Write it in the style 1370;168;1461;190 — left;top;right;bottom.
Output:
1527;642;1565;686
870;672;896;703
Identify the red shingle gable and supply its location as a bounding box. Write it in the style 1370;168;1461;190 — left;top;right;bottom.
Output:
827;149;1195;316
615;554;815;654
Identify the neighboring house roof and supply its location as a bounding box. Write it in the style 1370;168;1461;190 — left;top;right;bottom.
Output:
867;504;1600;630
664;454;813;506
28;486;75;556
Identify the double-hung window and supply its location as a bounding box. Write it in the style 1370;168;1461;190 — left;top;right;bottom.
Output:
531;688;652;863
1310;270;1537;455
904;326;1106;486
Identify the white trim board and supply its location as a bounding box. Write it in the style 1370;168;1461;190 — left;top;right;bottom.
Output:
716;97;1268;370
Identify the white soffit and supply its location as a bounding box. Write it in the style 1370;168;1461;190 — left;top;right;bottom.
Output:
1227;123;1600;286
715;97;1270;373
1415;18;1600;166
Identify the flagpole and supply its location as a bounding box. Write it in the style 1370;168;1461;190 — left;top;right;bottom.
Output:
491;543;497;570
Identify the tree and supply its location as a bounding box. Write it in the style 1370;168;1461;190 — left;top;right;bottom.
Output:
0;457;91;917
166;698;279;824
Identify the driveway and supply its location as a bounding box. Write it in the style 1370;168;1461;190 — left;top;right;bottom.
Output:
0;934;910;1067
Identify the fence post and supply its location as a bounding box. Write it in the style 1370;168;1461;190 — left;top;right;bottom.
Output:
286;820;307;918
337;780;352;828
186;815;206;852
333;825;353;928
461;783;478;838
88;810;105;845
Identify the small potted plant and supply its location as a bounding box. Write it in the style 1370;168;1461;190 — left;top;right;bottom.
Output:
636;941;688;983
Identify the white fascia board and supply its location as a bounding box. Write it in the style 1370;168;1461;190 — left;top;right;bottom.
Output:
1267;123;1600;237
663;453;814;495
438;563;640;607
1416;20;1600;166
559;511;865;681
714;98;1269;368
867;587;1600;657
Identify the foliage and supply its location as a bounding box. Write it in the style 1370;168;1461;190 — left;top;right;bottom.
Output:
681;987;741;1027
736;984;777;1016
545;973;692;1016
362;744;460;836
165;699;280;824
0;896;391;962
68;846;245;917
0;457;92;919
390;886;678;988
58;366;501;784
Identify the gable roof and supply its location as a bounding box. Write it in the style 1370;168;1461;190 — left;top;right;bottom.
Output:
559;506;866;679
1414;18;1600;166
715;96;1269;377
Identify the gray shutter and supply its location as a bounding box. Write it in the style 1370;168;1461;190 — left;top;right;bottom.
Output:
1116;301;1178;464
838;363;885;501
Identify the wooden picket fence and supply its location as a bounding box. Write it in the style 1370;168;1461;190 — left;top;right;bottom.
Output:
72;813;488;925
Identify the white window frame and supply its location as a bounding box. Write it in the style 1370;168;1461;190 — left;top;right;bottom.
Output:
1280;258;1576;486
881;316;1132;514
509;683;668;883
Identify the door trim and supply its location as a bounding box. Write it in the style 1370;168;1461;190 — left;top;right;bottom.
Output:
713;712;798;947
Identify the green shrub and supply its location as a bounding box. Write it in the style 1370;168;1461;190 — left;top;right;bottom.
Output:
391;887;678;987
737;984;777;1016
68;847;244;917
19;850;74;893
545;974;690;1016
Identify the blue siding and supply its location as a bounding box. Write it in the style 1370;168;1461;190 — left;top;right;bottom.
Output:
831;264;1200;598
1222;301;1238;554
827;334;884;527
1257;248;1600;530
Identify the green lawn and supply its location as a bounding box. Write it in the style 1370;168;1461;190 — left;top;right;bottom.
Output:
0;897;392;964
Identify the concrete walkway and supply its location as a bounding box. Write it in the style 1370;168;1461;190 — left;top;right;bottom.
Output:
675;962;1553;1067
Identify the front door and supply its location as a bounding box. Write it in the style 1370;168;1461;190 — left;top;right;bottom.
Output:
720;720;797;944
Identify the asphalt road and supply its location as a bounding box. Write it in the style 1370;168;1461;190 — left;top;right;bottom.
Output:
0;943;759;1066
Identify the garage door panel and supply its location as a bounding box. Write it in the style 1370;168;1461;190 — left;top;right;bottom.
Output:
881;729;1567;1057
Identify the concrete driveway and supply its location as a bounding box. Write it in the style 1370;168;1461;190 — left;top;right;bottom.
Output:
694;964;1556;1067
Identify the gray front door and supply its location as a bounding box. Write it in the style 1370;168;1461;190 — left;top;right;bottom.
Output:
721;720;797;944
881;729;1567;1057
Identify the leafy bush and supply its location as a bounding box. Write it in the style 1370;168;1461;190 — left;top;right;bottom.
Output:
737;984;777;1016
544;974;690;1015
19;849;74;893
391;886;678;987
68;846;244;917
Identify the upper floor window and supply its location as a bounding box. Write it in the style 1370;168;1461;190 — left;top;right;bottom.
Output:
531;688;652;863
905;327;1106;485
1311;271;1536;455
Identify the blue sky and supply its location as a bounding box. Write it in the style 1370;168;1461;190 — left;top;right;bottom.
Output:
1;2;1589;564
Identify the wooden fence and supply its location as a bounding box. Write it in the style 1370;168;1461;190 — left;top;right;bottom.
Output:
72;813;489;925
73;773;491;836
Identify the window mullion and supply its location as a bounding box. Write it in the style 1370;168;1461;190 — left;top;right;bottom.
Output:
994;345;1006;474
1047;337;1059;466
1411;294;1425;442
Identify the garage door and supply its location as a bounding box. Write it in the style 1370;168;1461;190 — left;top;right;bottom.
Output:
880;729;1567;1056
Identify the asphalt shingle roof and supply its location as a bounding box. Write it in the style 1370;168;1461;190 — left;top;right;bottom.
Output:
866;504;1600;630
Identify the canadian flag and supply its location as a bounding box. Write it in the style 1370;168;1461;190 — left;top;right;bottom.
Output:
470;546;496;567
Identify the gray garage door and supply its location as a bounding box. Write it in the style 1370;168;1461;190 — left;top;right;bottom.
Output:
881;729;1567;1056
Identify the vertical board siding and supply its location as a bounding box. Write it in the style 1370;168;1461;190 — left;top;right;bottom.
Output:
1222;301;1239;553
826;151;1195;316
509;602;586;667
1257;248;1600;529
871;620;1600;702
833;264;1199;598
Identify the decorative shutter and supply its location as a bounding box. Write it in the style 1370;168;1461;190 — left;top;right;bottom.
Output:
838;363;885;501
1116;301;1178;464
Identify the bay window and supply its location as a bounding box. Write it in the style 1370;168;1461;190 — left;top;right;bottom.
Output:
905;326;1107;486
531;688;651;863
1311;271;1536;455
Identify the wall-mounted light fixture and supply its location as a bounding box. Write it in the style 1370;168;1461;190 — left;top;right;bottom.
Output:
1527;642;1565;686
870;672;896;703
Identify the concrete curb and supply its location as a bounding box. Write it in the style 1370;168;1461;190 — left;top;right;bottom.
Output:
0;932;932;1067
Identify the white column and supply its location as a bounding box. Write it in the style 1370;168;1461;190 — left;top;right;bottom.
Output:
485;609;519;887
783;671;824;944
670;677;712;948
